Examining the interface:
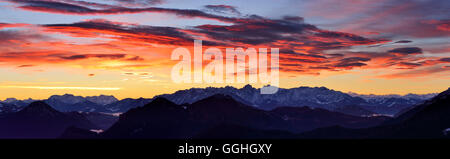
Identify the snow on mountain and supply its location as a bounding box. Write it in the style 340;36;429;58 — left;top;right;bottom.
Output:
47;94;117;106
47;94;86;105
159;85;361;108
2;98;37;107
1;94;142;114
348;92;437;101
348;92;436;108
45;94;119;112
85;95;118;105
3;98;19;103
0;98;36;114
0;85;436;116
157;85;434;116
103;97;151;113
0;102;28;114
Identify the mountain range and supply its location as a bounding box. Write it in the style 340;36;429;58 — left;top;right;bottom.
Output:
0;101;118;138
0;101;96;138
100;94;389;139
298;87;450;138
0;85;437;117
0;86;448;139
76;87;449;139
157;85;437;116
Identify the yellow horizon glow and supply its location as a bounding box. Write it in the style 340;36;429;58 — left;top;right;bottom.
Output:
0;85;121;91
0;64;448;101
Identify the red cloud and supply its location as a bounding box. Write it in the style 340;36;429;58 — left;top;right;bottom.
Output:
377;66;450;79
0;23;30;29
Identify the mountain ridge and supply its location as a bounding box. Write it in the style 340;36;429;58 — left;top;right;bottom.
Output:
101;94;390;139
298;87;450;138
0;101;99;138
0;85;438;116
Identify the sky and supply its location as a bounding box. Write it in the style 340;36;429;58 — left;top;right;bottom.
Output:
0;0;449;100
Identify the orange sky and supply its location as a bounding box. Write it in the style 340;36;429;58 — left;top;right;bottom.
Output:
0;0;448;100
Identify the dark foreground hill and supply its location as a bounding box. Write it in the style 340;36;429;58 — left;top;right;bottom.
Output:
100;94;388;139
0;101;98;138
299;87;450;138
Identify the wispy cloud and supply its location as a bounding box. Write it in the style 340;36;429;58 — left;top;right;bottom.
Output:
0;86;121;90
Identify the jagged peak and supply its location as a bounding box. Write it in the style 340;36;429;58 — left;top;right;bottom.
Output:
4;98;18;102
148;97;177;106
18;101;61;116
61;94;76;97
433;87;450;100
134;97;181;111
48;94;77;98
241;84;254;89
193;94;238;105
50;94;117;98
25;101;53;109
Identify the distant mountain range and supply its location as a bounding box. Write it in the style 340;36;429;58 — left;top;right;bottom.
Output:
100;94;389;139
0;101;95;138
157;85;437;116
70;87;449;139
0;86;448;139
0;85;437;116
45;94;118;112
299;88;450;138
0;101;118;138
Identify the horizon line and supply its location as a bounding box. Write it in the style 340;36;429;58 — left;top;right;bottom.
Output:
0;84;445;101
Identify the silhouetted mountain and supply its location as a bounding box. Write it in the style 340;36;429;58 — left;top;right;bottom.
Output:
47;94;117;106
102;97;193;138
0;101;98;138
157;85;433;116
85;95;119;105
348;93;433;115
58;112;118;139
2;98;36;107
1;86;434;116
0;98;36;114
270;107;388;129
2;86;443;139
16;101;66;117
40;94;150;113
45;94;116;112
104;97;152;113
389;88;450;138
101;94;389;139
187;94;285;130
0;102;24;115
79;112;119;130
299;87;450;138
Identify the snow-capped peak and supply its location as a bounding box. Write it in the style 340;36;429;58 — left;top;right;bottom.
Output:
48;94;118;105
86;95;118;105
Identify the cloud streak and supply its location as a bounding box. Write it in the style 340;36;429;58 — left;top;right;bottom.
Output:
0;85;121;90
0;0;448;79
6;0;244;23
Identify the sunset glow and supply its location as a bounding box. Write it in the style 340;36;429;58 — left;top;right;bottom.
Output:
0;0;448;100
